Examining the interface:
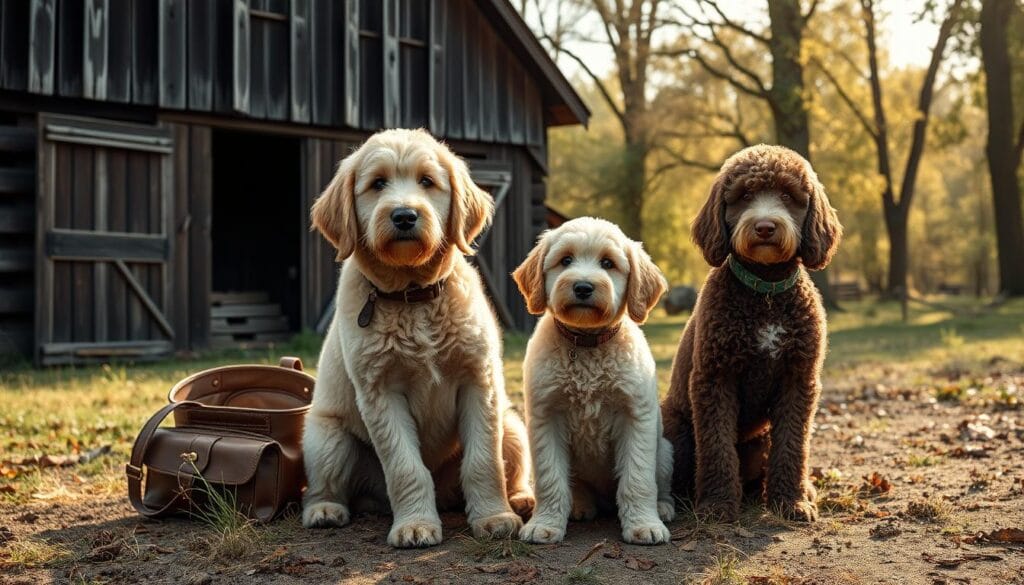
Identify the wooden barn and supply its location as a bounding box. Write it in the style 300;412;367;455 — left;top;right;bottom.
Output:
0;0;589;365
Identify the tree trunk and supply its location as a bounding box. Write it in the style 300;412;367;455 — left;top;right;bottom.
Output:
883;199;909;297
621;135;648;240
767;0;836;307
981;0;1024;296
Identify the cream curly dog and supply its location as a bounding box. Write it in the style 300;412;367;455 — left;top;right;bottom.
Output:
302;129;533;548
512;217;675;545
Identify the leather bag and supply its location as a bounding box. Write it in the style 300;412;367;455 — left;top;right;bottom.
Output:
126;357;314;523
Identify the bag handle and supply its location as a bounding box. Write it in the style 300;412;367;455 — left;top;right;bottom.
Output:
125;400;202;518
279;356;303;371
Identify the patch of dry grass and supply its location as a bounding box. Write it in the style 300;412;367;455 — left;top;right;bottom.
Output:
458;534;536;560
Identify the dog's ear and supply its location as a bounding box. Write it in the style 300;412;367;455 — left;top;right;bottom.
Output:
799;175;842;270
311;153;359;261
443;151;494;255
691;173;730;267
626;242;669;324
512;233;549;315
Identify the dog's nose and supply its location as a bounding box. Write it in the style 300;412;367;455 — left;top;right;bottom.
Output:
755;220;776;239
391;208;418;231
573;282;594;300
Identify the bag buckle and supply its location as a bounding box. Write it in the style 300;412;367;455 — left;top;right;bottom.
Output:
125;463;143;481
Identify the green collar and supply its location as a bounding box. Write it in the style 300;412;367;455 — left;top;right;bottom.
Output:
728;255;800;296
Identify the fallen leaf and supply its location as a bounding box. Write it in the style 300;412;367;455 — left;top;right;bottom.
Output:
978;528;1024;543
678;540;698;551
577;539;606;565
859;472;893;495
0;485;15;495
734;526;756;538
602;541;623;559
623;555;656;571
921;551;1002;567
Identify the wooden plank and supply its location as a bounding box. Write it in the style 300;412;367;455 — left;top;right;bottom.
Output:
525;77;542;147
188;126;212;348
309;0;334;125
71;146;95;344
211;290;269;304
44;115;173;152
428;0;445;134
248;4;267;119
211;315;289;334
159;132;174;347
45;230;169;262
232;0;251;114
0;250;33;272
106;0;132;102
158;0;187;108
509;60;526;144
264;0;289;120
478;19;496;142
462;8;480;141
494;48;509;142
93;150;108;342
28;0;56;94
187;0;215;111
289;0;311;123
444;0;464;139
342;0;359;127
0;169;35;193
83;0;109;100
113;259;174;339
211;303;281;318
1;0;30;91
40;340;172;365
57;0;84;97
126;151;149;339
107;148;128;341
132;0;158;104
47;138;69;348
171;123;189;349
382;0;400;128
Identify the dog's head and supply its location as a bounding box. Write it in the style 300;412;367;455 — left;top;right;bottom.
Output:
311;129;493;269
692;145;842;270
513;217;668;328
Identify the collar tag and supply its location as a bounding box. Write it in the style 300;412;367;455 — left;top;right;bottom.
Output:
357;290;376;328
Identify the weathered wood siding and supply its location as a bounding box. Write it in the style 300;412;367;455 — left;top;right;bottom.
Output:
0;0;548;153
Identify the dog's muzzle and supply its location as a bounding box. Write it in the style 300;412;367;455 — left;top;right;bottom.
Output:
391;207;418;232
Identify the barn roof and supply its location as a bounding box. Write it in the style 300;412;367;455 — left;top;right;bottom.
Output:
481;0;591;127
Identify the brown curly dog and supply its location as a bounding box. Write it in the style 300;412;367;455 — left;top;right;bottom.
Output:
661;145;842;523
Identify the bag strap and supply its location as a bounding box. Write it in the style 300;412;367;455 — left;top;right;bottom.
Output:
125;400;201;518
279;356;303;371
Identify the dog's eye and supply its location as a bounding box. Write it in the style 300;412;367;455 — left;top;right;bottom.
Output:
560;256;573;267
372;178;387;191
600;258;615;270
742;193;753;201
419;176;434;188
779;193;791;201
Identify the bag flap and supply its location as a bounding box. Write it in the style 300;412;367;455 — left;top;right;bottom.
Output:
143;429;277;485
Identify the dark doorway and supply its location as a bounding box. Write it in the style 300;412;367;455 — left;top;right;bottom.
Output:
211;129;301;346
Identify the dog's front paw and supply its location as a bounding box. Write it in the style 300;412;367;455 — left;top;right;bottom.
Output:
519;518;566;544
657;499;677;523
622;520;671;545
772;497;819;523
509;491;536;520
695;498;740;523
388;517;443;548
471;511;523;539
302;501;350;529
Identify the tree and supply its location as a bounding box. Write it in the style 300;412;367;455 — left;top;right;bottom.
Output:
980;0;1024;296
816;0;966;296
524;0;672;240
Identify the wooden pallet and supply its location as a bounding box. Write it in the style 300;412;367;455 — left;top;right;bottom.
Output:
210;291;292;347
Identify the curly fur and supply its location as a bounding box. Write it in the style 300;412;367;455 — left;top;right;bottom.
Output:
512;218;675;545
662;145;842;523
303;129;532;548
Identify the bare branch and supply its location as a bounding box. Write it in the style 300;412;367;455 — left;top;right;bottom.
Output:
810;57;877;139
683;1;770;46
803;0;822;22
652;146;724;172
656;47;768;98
541;33;627;125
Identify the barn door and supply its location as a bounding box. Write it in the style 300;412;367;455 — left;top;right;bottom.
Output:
469;163;514;327
35;114;175;365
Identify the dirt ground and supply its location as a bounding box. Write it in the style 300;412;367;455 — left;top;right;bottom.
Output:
2;361;1023;584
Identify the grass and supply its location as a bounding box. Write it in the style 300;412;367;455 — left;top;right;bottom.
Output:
1;297;1022;507
459;534;536;560
904;496;954;523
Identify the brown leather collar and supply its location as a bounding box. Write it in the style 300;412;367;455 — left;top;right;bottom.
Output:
554;319;621;350
358;279;446;327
